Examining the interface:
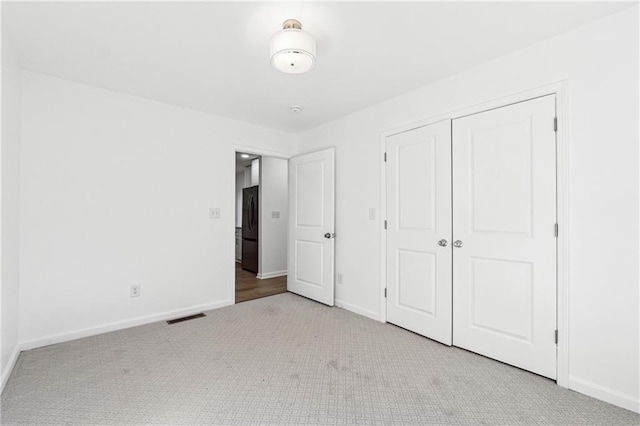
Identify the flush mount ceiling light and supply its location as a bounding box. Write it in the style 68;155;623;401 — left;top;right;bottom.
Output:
289;106;303;114
270;19;316;74
240;154;250;158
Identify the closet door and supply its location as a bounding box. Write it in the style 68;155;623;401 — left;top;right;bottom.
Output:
452;95;557;379
386;120;452;345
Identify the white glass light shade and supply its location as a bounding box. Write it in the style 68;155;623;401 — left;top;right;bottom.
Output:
270;28;316;74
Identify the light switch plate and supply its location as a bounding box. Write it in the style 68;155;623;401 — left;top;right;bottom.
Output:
272;211;280;219
369;208;376;220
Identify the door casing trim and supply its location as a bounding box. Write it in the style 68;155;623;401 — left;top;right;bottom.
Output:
378;80;569;387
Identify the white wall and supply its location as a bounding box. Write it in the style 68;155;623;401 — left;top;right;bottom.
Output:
1;34;22;388
19;71;294;347
295;7;639;412
258;157;287;278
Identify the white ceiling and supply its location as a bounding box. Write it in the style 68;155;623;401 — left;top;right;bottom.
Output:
3;2;632;133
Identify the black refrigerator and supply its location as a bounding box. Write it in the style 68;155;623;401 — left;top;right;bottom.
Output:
241;185;259;273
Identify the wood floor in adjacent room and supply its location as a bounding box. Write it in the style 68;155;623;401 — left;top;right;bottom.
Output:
235;262;287;303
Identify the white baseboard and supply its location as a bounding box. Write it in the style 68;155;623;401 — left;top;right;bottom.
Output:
569;376;639;413
256;270;287;279
19;299;233;352
1;344;21;393
335;299;382;322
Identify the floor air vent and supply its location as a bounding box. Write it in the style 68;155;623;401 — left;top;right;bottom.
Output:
167;313;206;325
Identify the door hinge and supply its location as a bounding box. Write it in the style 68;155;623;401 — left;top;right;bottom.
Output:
384;288;387;298
554;223;559;237
554;117;558;132
555;329;558;344
384;220;387;230
384;152;387;162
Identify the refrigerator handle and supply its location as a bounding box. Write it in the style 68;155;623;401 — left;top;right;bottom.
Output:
249;195;254;230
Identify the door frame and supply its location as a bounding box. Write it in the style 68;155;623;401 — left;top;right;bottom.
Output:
379;81;569;387
231;144;292;304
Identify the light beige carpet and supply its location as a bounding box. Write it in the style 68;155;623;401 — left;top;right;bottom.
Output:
2;292;638;425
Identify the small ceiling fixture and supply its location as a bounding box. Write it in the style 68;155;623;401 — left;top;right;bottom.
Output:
241;154;250;158
289;106;303;114
270;19;316;74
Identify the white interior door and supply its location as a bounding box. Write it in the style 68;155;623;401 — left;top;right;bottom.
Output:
452;95;557;379
386;120;453;345
288;148;335;306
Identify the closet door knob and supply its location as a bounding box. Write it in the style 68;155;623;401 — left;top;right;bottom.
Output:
453;240;464;248
437;239;448;247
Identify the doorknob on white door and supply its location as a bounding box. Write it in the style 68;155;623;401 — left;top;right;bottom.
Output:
324;233;335;239
437;239;448;247
453;240;463;248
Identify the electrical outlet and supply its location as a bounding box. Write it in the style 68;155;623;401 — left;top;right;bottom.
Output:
369;208;376;220
209;208;221;219
130;284;141;298
337;273;344;285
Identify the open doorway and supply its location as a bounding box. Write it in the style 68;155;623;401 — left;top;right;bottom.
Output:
235;152;288;303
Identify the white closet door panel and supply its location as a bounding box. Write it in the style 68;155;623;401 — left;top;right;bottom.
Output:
387;120;452;345
452;95;557;379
